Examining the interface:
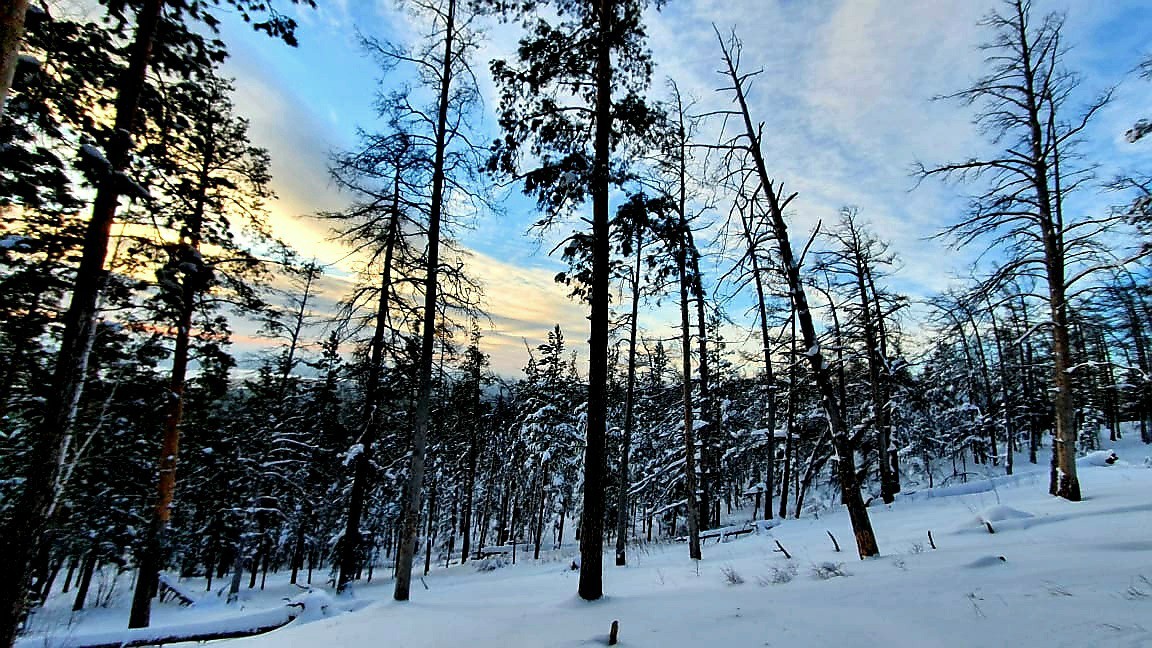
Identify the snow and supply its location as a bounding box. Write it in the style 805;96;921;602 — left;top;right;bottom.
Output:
0;235;30;250
1078;449;1120;466
17;607;298;648
24;435;1152;648
975;504;1035;523
1125;118;1152;143
78;143;110;169
748;428;788;439
342;443;364;466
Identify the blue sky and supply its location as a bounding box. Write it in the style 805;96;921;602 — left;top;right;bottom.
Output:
213;0;1152;376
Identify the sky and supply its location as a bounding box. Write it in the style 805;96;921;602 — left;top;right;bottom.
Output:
207;0;1152;377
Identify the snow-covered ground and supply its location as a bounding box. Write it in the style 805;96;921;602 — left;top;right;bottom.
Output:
24;434;1152;648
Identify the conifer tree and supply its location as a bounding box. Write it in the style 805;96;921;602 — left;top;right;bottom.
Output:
128;73;277;628
483;0;662;599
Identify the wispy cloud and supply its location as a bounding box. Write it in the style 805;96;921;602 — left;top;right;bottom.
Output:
216;0;1152;375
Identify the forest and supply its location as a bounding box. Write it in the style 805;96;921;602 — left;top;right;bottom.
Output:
0;0;1150;646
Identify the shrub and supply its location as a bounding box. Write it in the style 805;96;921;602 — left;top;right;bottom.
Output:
811;561;848;580
721;565;745;585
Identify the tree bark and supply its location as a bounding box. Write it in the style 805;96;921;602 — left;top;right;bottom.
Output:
0;0;30;119
576;0;612;601
985;299;1014;475
686;227;715;529
72;552;96;613
736;200;776;520
130;120;215;630
862;248;899;496
460;425;478;563
614;230;644;566
780;312;796;519
338;143;406;592
678;234;702;561
1008;0;1079;500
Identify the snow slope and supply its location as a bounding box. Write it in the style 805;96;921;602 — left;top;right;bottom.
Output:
234;440;1152;647
25;437;1152;648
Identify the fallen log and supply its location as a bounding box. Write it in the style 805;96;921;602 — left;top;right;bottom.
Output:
16;606;298;648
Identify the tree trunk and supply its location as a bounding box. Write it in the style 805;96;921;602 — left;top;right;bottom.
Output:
678;237;702;561
445;492;457;569
719;31;878;558
289;514;307;586
226;536;243;605
72;552;96;613
395;0;456;601
424;479;437;576
0;0;30;119
338;144;406;593
964;306;999;468
533;474;547;560
862;251;899;497
61;556;77;594
1007;0;1079;500
1016;296;1042;463
615;230;644;566
737;200;776;519
460;422;479;563
576;0;612;602
985;301;1014;475
687;229;715;529
130;122;216;629
0;3;165;643
556;494;567;549
778;312;797;519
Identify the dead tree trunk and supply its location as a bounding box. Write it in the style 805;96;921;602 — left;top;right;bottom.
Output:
778;310;796;519
394;0;457;602
615;227;645;566
338;142;407;593
717;30;878;558
735;194;777;519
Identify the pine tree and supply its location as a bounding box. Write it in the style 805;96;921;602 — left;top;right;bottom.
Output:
127;72;277;627
482;0;662;600
0;2;313;640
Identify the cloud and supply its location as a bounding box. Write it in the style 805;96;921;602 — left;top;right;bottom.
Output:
213;0;1152;378
463;249;590;376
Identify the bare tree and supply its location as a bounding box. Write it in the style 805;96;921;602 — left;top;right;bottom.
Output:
916;0;1135;500
721;184;781;520
816;208;905;503
389;0;482;602
715;29;879;558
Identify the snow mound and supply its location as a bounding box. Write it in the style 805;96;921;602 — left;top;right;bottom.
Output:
965;555;1007;568
1077;449;1119;467
288;590;343;624
16;607;296;648
975;505;1034;524
955;505;1036;534
474;556;510;572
